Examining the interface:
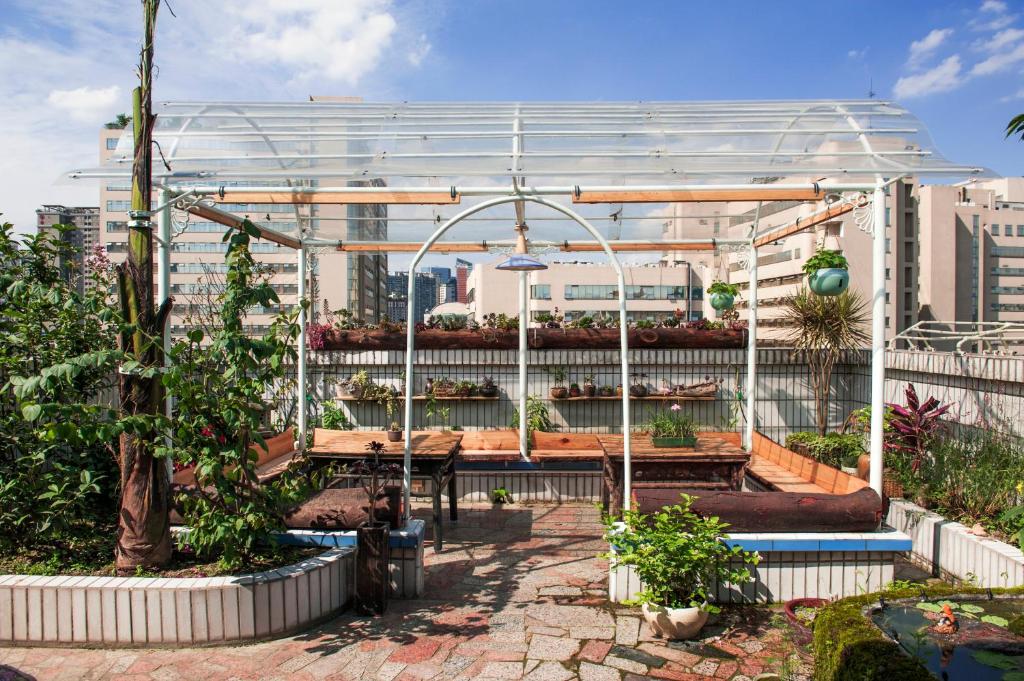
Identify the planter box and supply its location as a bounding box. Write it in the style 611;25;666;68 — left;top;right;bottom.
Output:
315;327;746;351
886;499;1024;588
0;548;354;648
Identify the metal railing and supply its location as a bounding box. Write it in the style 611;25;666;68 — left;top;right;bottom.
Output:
888;321;1024;355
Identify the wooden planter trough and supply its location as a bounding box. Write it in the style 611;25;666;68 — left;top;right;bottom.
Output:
316;327;747;351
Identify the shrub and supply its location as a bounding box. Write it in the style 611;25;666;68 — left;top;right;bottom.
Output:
1;224;122;551
511;395;555;440
802;249;849;275
785;432;864;469
643;406;698;439
707;281;739;296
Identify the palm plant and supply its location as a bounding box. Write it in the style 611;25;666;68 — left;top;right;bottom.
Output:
782;289;869;435
1007;113;1024;141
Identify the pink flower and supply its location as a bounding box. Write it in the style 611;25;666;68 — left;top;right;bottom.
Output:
670;403;682;412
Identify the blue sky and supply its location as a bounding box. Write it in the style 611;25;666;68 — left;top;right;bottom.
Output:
0;0;1022;232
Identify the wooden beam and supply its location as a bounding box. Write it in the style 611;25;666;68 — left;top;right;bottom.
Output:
213;191;460;205
559;241;715;252
753;202;855;248
185;204;302;249
335;241;718;253
572;188;825;204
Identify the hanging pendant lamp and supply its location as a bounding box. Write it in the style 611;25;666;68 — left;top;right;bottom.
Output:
496;223;547;272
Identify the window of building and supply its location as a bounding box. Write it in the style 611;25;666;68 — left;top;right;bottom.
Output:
905;266;912;281
904;242;913;259
885;267;891;280
530;284;551;300
992;223;999;233
105;138;119;150
973;215;980;232
1018;225;1024;237
885;238;891;254
563;284;688;301
106;200;130;212
106;221;127;232
1007;225;1014;237
885;207;891;227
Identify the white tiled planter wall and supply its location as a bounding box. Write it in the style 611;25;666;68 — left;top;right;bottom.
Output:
0;547;354;647
887;499;1024;587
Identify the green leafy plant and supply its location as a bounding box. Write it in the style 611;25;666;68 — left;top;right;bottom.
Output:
707;281;739;296
321;401;354;431
546;365;568;386
1007;113;1024;141
782;288;869;435
424;393;451;430
162;224;310;570
603;494;758;611
802;248;849;275
642;406;698;439
490;487;512;504
510;395;555;439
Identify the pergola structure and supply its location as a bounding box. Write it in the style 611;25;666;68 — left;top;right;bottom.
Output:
70;100;985;520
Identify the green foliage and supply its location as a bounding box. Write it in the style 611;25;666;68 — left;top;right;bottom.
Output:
707;281;739;296
802;249;850;275
161;222;309;570
510;395;555;440
490;487;512;504
424;392;450;430
546;365;568;386
321;402;354;431
481;313;519;331
0;223;123;551
603;494;758;612
787;432;864;468
1007;113;1024;141
642;407;698;439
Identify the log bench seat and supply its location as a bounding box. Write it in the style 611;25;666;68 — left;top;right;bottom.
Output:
747;432;868;495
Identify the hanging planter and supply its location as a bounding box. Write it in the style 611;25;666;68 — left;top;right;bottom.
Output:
803;249;850;297
707;281;739;312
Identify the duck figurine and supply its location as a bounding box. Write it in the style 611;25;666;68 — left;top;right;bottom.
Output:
932;604;960;636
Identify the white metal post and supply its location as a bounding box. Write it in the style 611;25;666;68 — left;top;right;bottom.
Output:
402;272;416;524
519;271;529;458
618;269;632;511
157;189;173;474
297;246;308;452
869;183;887;496
744;243;758;451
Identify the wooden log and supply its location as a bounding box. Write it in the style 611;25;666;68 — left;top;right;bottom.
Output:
633;487;884;533
316;327;747;351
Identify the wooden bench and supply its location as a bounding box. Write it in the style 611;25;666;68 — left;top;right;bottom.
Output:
458;430;523;463
748;432;868;495
529;432;604;462
172;427;299;488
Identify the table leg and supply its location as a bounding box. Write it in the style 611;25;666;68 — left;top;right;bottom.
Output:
432;474;444;552
448;470;459;522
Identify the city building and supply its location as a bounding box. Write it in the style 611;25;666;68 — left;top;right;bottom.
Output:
463;261;704;324
35;204;99;291
455;259;472;303
386;271;442;323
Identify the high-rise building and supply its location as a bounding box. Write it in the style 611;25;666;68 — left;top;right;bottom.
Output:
455;259;472;304
464;262;703;323
35;204;99;291
386;271;441;323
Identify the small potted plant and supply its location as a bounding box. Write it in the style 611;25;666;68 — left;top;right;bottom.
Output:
604;494;759;639
646;404;698;447
387;421;402;443
599;385;615;398
784;598;828;644
548;366;569;399
707;281;739;312
432;377;455;397
802;248;850;296
346;369;373;399
479;375;499;398
453;379;475;398
569;382;582;398
351;441;404;616
583;374;597;398
491;487;512;504
629;372;649;398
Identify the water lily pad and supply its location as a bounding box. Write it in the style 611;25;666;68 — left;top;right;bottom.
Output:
961;603;986;614
915;602;943;613
972;650;1019;670
960;612;978;619
983;615;1012;627
1002;672;1024;680
937;600;960;609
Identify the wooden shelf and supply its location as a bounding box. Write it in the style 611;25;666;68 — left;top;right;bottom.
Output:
333;395;500;402
546;395;716;402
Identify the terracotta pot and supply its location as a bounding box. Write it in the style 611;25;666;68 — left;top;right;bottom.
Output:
615;385;623;397
387;430;402;443
629;384;649;398
583;384;597;398
784;598;826;644
569;386;582;398
641;603;709;640
550;387;569;399
356;521;390;615
856;453;871;481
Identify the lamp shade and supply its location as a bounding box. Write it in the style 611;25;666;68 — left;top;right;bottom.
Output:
496;254;548;272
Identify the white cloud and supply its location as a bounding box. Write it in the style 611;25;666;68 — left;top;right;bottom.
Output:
982;0;1008;13
408;34;431;67
908;28;953;67
971;41;1024;75
999;87;1024;102
893;55;963;99
982;27;1024;51
847;48;868;59
46;85;121;123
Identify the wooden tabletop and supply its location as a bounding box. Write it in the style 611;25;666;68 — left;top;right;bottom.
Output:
597;434;751;462
529;432;604;461
458;430;522;462
309;428;462;459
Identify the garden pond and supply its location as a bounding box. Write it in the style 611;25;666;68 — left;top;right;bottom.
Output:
872;597;1024;680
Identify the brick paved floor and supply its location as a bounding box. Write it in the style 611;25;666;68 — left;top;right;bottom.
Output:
0;504;811;680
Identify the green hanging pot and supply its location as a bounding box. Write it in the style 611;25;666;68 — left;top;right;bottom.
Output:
807;268;849;296
709;292;735;311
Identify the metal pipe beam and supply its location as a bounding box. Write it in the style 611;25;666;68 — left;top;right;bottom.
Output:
297;246;307;452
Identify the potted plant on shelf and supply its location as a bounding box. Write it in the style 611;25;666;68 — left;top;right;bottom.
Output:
599;385;614;397
346;369;373;399
432;377;455;397
453;379;476;398
707;281;739;312
629;372;649;398
548;366;569;399
583;374;597;398
802;248;850;296
646;404;698;447
387;421;402;443
569;382;582;398
604;494;759;639
351;441;403;616
479;375;499;398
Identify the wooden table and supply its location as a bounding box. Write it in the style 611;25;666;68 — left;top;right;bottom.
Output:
529;432;604;462
308;429;463;551
458;430;522;463
597;435;750;516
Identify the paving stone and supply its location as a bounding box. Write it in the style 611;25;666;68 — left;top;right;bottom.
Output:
579;661;620;681
480;661;525;679
578;639;613;663
692;659;719;676
523;661;577;681
614;616;641;646
538;586;583;596
527;634;581;661
610;644;666;667
569;626;615;640
604;654;647;674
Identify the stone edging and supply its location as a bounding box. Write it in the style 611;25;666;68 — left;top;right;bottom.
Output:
0;547;354;648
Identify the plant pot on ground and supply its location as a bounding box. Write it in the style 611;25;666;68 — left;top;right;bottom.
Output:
803;249;850;297
352;441;404;616
604;493;759;640
784;598;827;644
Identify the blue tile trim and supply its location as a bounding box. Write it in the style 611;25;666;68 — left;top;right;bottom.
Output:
271;519;426;549
725;529;913;553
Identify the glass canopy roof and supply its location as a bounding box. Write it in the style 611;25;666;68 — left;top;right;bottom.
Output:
67;100;985;244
